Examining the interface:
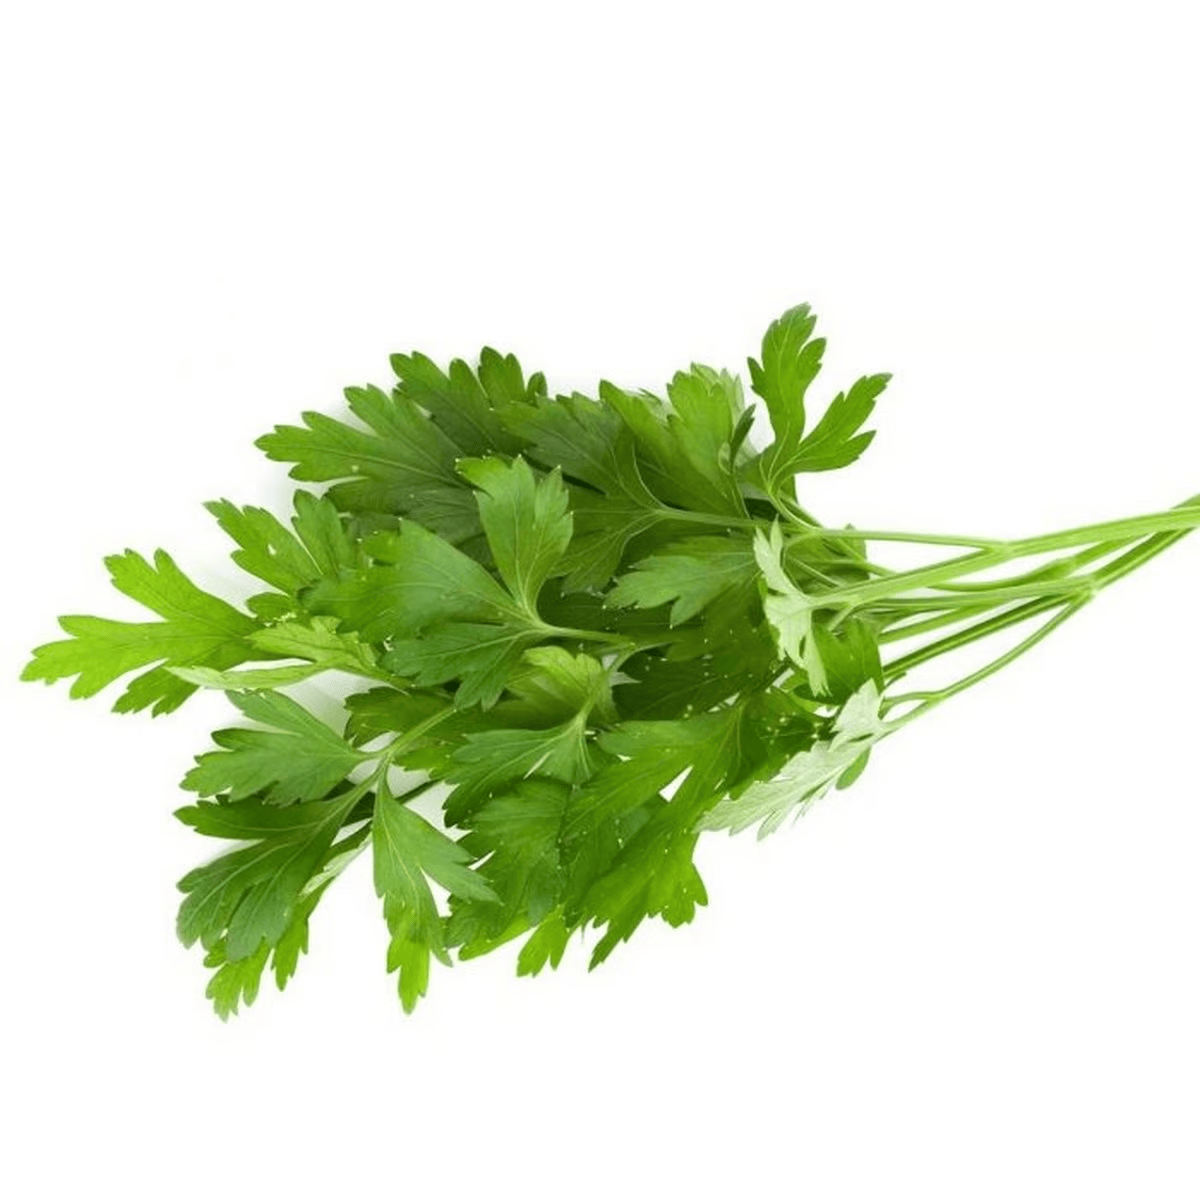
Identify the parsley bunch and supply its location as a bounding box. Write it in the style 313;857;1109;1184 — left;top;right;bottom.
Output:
23;306;1200;1017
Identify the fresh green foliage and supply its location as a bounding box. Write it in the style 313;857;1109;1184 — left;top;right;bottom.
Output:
373;778;499;1012
22;307;1200;1018
701;680;887;836
181;690;370;804
606;535;756;625
22;549;259;714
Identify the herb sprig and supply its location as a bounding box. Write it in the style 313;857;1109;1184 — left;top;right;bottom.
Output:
23;305;1199;1016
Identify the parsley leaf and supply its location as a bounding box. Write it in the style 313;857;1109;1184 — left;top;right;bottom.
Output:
22;549;257;712
206;491;362;612
383;622;545;710
390;347;541;456
748;304;825;499
509;390;675;590
305;520;521;641
176;784;366;960
787;373;890;473
457;456;573;618
754;523;830;694
372;779;498;1012
507;646;618;724
451;778;572;948
701;681;889;837
661;365;749;516
181;690;370;805
256;385;477;541
445;716;600;824
748;305;889;496
607;534;757;625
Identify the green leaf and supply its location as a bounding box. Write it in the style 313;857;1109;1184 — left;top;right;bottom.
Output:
510;391;659;506
615;614;779;719
22;549;257;701
585;825;707;969
305;520;522;642
748;304;824;495
203;939;270;1020
812;616;884;704
444;715;599;823
206;491;360;597
788;373;890;473
754;524;828;695
515;912;571;976
700;681;888;837
343;688;452;746
383;622;544;710
207;500;316;595
663;365;748;516
478;346;547;408
391;348;540;456
111;664;203;717
181;690;369;804
176;785;364;960
506;646;618;724
200;882;326;1020
508;389;682;591
601;377;744;517
177;791;369;840
573;704;763;966
746;307;888;488
255;385;475;538
268;887;321;990
607;535;757;625
556;489;666;593
562;712;732;838
453;778;572;943
372;781;497;1012
458;455;573;616
247;616;379;675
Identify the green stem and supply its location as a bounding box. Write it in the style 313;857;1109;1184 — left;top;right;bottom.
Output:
540;623;634;649
800;527;1005;550
885;599;1086;724
877;602;997;645
653;506;763;531
883;526;1193;683
844;543;1132;639
925;538;1131;592
885;594;1064;680
865;572;1097;611
378;708;457;762
871;537;1139;645
808;499;1200;611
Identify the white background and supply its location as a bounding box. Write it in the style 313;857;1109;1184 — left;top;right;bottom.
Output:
3;2;1198;1196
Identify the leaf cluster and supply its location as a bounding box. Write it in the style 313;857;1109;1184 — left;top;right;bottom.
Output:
33;303;1178;1017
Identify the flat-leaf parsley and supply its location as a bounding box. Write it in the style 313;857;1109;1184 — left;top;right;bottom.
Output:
23;305;1200;1016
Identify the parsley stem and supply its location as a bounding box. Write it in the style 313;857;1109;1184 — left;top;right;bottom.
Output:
925;539;1125;592
873;538;1140;643
378;707;456;763
832;562;1103;634
882;525;1194;684
653;507;763;531
803;498;1200;610
877;602;996;644
884;599;1087;724
885;594;1069;680
817;529;1005;550
538;623;633;649
867;574;1095;610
